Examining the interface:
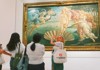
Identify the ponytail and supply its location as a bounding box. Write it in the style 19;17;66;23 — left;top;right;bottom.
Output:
30;33;42;51
30;42;35;51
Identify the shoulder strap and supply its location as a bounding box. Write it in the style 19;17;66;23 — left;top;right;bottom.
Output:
18;43;20;54
24;47;27;56
22;47;27;64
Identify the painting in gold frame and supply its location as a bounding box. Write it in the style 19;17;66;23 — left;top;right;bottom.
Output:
23;0;100;51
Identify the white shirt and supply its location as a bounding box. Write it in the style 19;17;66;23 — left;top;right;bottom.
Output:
5;42;25;57
0;54;5;64
26;42;45;64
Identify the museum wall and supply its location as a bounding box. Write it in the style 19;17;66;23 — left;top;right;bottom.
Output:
0;0;16;70
0;0;100;70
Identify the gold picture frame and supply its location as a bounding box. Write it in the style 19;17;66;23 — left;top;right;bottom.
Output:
23;0;100;51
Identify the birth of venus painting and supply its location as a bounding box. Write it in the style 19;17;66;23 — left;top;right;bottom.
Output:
23;0;100;51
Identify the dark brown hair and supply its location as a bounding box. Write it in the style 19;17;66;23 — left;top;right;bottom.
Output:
31;33;42;51
7;32;20;51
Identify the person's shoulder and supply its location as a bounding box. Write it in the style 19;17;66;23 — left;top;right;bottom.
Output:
27;42;33;46
55;41;63;44
38;43;45;48
39;44;45;50
41;43;45;46
20;43;25;47
20;43;25;46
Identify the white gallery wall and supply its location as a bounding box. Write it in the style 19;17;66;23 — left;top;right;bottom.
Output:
0;0;100;70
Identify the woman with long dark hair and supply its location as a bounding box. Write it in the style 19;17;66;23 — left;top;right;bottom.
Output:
26;33;45;70
6;32;25;70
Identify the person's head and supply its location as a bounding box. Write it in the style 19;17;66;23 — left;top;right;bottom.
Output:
31;33;42;51
7;32;20;51
56;36;64;42
32;33;42;43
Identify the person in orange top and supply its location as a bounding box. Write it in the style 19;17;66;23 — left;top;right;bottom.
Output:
0;44;11;70
50;36;64;70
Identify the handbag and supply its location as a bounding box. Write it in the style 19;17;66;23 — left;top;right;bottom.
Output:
53;47;67;63
17;47;29;70
12;43;22;68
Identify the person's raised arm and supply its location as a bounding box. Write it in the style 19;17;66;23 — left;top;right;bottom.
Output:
0;49;11;56
2;50;12;56
50;39;55;45
50;35;57;45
